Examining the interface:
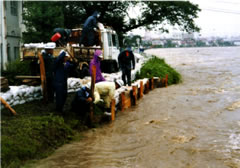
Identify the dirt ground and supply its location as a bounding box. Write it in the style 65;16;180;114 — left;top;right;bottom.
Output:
32;47;240;168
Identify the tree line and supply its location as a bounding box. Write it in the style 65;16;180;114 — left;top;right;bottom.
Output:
22;1;201;46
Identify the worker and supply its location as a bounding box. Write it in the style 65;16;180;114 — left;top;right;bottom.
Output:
54;50;73;113
118;46;135;86
41;42;55;103
89;49;105;83
93;79;124;112
79;11;100;47
52;28;72;46
71;86;92;120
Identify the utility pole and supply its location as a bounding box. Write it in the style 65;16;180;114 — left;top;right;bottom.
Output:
1;1;7;70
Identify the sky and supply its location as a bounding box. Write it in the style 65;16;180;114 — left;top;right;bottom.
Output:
129;0;240;38
191;0;240;37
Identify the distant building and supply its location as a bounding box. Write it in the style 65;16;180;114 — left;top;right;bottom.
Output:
0;1;23;70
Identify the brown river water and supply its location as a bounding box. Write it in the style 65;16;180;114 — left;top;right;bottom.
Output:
34;47;240;168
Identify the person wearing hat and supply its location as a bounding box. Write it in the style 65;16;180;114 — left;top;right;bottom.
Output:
71;86;92;121
54;50;73;113
89;49;105;83
41;43;56;103
118;46;135;86
79;11;100;47
93;79;124;111
53;28;72;46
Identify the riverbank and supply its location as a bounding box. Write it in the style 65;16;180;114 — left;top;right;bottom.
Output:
1;55;181;168
31;46;240;168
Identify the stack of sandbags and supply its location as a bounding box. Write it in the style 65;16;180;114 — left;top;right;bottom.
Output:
0;77;10;92
67;78;83;92
1;85;42;109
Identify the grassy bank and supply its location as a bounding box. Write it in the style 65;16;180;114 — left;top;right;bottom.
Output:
1;93;104;168
1;56;182;168
136;56;182;85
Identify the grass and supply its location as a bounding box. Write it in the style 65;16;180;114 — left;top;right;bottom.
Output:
1;93;105;168
136;56;182;85
1;55;182;168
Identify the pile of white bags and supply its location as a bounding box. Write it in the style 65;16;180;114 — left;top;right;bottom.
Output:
1;52;150;108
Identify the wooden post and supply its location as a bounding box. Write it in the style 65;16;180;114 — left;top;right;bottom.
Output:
90;65;96;122
140;81;143;98
38;51;47;102
132;85;137;105
165;74;168;87
144;80;149;94
111;99;115;121
151;77;154;90
0;97;17;115
120;92;125;112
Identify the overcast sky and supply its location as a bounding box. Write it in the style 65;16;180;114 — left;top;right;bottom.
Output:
130;0;240;38
191;0;240;37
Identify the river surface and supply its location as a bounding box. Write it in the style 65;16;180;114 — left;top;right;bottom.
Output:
34;47;240;168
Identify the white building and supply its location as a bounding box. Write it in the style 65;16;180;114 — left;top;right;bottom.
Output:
0;1;23;70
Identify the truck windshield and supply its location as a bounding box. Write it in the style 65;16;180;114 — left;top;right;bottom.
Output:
112;34;119;48
107;32;112;47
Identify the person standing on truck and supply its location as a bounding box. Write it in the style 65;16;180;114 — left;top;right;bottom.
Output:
118;46;135;86
41;43;55;103
52;28;72;46
89;49;105;83
54;50;73;113
79;11;100;47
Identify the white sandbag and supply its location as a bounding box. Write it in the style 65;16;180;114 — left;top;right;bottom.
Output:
19;100;26;104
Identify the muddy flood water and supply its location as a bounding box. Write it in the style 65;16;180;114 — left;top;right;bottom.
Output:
34;47;240;168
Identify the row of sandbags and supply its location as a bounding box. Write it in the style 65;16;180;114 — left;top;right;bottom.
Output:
0;53;148;109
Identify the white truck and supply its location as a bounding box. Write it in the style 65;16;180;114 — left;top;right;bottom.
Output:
21;23;120;78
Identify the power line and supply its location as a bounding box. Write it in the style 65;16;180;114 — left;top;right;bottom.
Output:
202;8;240;15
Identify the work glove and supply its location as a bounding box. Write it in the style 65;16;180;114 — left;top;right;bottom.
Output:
99;99;104;103
41;49;46;55
59;49;66;55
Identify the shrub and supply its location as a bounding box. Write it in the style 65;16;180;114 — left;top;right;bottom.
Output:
1;115;74;168
1;59;33;85
136;56;182;85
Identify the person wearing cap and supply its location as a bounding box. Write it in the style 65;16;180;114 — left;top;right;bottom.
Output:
53;28;72;46
41;43;55;103
71;86;92;120
93;79;124;111
53;50;73;113
89;49;105;83
118;46;135;86
79;11;100;47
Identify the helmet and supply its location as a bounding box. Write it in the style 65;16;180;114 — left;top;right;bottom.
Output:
115;79;124;87
44;42;56;49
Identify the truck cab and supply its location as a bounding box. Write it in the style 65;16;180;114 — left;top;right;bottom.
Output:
21;23;121;78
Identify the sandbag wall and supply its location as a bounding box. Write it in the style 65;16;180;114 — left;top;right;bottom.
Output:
0;53;147;109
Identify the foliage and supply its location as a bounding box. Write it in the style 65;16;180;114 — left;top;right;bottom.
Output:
136;56;182;85
22;1;64;43
123;35;142;48
1;114;73;168
1;94;107;168
22;1;200;45
1;59;33;85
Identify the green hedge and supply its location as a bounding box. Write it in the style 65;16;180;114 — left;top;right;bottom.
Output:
136;56;182;85
1;59;33;85
1;114;74;168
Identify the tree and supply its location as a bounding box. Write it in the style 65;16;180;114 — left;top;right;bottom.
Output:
22;1;200;45
22;2;64;43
